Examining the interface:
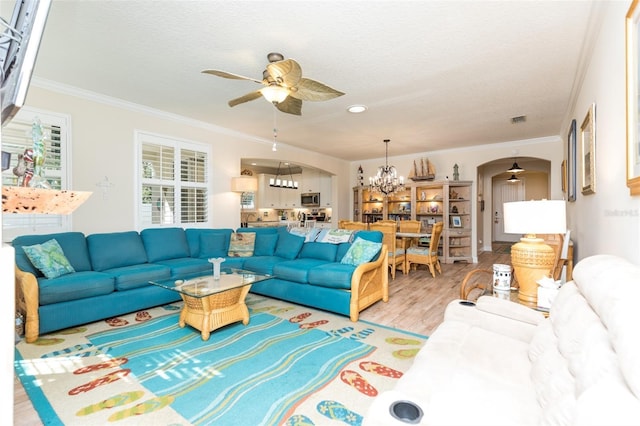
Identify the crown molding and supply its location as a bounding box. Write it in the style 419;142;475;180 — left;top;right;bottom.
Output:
30;77;269;143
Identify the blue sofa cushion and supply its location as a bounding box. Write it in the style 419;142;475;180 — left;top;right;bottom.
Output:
273;258;329;283
38;271;115;305
242;256;287;275
253;233;279;257
298;242;338;262
13;232;92;276
198;233;228;258
307;263;356;290
274;230;305;260
185;228;234;258
141;228;190;262
87;231;148;271
104;263;171;291
154;257;211;278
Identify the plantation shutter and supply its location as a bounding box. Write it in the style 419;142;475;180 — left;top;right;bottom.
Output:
137;132;209;228
1;109;70;238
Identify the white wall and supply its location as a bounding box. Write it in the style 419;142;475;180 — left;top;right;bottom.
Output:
560;1;640;264
20;83;352;236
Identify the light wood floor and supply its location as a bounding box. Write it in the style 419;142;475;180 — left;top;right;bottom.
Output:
13;248;510;425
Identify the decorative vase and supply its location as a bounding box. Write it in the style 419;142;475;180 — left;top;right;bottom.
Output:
208;257;225;280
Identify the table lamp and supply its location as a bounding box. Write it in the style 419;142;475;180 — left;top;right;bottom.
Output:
231;176;258;227
503;200;566;306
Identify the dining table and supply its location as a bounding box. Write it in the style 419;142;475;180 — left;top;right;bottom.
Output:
396;231;432;251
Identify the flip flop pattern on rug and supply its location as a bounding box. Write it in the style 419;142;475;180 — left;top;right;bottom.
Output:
317;400;362;426
75;391;144;416
359;361;403;379
299;320;329;329
57;327;88;335
105;317;129;327
33;337;64;346
68;369;131;395
135;311;152;322
284;414;315;426
392;348;421;359
73;357;129;375
289;312;312;323
340;370;378;397
385;337;422;345
107;395;175;422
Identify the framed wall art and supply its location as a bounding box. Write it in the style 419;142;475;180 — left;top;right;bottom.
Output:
451;215;462;228
567;119;577;201
626;0;640;195
581;103;596;195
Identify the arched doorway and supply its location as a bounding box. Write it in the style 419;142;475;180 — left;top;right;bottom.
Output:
477;157;551;252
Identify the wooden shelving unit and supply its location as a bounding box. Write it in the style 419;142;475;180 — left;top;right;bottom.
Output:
353;180;473;263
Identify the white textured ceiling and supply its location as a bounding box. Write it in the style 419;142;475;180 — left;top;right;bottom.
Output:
25;0;597;161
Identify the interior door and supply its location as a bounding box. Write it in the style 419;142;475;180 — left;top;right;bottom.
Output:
492;179;524;242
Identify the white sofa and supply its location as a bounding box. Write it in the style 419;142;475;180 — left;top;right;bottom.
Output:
365;254;640;425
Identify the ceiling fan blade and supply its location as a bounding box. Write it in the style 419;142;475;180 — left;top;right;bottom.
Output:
290;78;345;101
275;96;302;116
228;91;263;107
202;69;263;84
266;59;302;88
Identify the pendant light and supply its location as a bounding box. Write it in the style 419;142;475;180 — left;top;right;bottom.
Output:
507;158;524;173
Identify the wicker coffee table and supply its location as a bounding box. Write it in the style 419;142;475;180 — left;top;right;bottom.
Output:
150;268;272;341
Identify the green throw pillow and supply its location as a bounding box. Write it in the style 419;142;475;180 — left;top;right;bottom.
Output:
22;239;76;279
340;237;382;266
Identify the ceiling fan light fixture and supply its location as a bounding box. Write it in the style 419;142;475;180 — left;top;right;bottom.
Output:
260;85;290;104
347;104;367;114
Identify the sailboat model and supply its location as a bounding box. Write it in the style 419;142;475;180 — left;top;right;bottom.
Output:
408;158;436;181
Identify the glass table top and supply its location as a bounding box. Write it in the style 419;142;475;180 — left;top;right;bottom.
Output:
150;268;272;298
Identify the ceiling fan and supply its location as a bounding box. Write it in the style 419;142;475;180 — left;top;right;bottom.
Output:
202;52;345;116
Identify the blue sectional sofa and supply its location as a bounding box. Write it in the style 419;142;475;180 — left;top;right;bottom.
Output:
13;227;388;343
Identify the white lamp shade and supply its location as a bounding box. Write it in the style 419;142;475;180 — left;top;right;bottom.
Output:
503;200;566;235
230;176;258;193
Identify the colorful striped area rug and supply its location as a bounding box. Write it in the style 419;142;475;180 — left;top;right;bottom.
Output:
15;295;427;425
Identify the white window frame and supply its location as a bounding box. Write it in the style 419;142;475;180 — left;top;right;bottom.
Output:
134;130;212;230
1;107;72;242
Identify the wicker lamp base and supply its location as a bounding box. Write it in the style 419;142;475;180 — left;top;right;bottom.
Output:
510;237;556;306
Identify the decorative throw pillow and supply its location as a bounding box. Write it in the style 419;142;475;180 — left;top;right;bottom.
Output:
289;227;321;242
22;239;76;279
340;237;382;266
318;229;354;244
228;232;256;257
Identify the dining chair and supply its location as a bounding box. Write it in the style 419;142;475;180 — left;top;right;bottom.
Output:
369;221;405;279
342;221;368;231
398;220;421;251
304;220;317;228
405;221;444;278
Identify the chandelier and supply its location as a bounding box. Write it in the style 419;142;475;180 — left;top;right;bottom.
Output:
369;139;404;196
269;162;299;189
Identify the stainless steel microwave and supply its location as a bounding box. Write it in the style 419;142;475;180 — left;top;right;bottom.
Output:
301;192;320;207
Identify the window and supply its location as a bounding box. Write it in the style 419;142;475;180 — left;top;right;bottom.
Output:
136;131;210;229
2;108;71;240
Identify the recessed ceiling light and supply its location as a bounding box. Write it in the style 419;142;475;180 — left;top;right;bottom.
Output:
347;105;367;113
